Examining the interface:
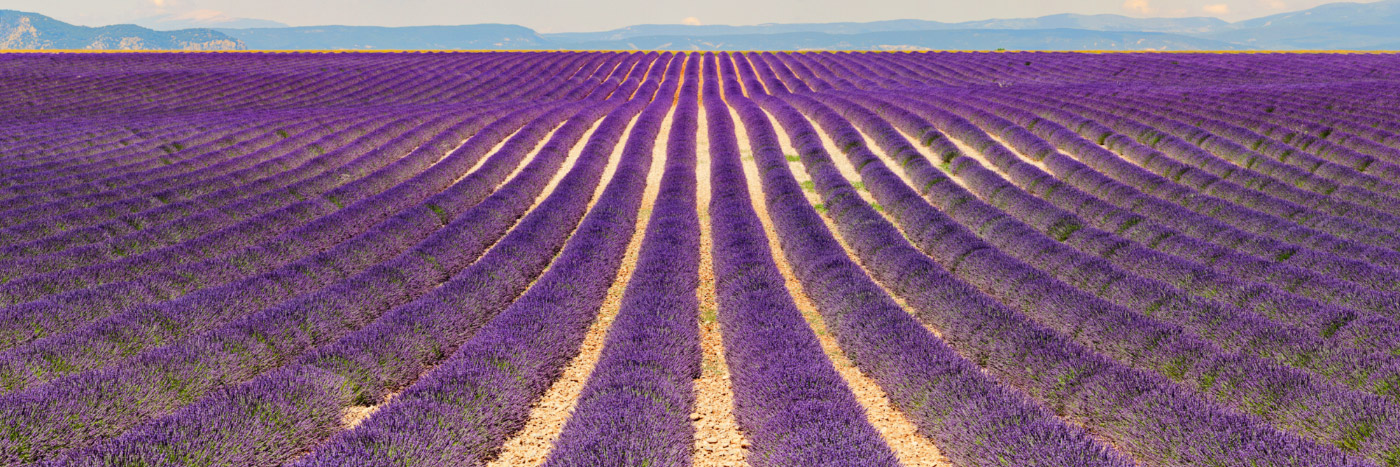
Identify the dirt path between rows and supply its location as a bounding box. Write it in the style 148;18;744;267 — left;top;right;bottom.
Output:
731;102;952;467
691;105;751;467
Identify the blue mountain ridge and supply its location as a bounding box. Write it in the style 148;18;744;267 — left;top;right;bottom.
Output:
4;1;1400;51
0;10;243;50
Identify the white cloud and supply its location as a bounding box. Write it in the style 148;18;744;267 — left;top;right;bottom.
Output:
149;0;167;7
681;16;702;25
1258;0;1288;9
1122;0;1157;15
1202;3;1231;14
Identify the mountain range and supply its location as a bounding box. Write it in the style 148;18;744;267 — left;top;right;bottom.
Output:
0;10;241;50
133;12;289;31
2;1;1399;51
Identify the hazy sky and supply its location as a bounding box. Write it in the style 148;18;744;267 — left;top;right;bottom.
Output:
4;0;1380;32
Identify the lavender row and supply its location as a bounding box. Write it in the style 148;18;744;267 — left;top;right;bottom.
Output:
0;71;649;464
0;123;165;173
0;115;364;251
829;51;1400;352
759;55;1400;461
936;91;1400;354
0;114;374;259
35;59;674;467
1123;90;1400;203
0;112;397;277
992;91;1400;304
288;53;678;467
0;97;600;392
0;52;634;318
1062;91;1400;253
0;119;233;197
0;119;292;213
0;54;617;264
544;52;699;466
783;86;1400;462
822;89;1400;389
1185;86;1400;164
700;53;899;466
0;53;641;362
0;53;515;123
889;89;1400;317
722;54;1130;466
0;53;584;251
1099;88;1400;195
0;55;487;181
734;52;1374;467
0;111;448;298
0;105;543;354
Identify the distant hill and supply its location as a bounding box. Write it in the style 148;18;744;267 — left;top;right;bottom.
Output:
134;14;288;31
555;29;1243;51
0;10;244;51
8;1;1400;51
545;15;1233;43
214;25;547;50
952;14;1230;34
1206;0;1400;49
542;20;959;42
543;1;1400;51
210;20;1240;51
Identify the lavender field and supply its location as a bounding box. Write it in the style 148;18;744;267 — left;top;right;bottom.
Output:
2;50;1400;466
